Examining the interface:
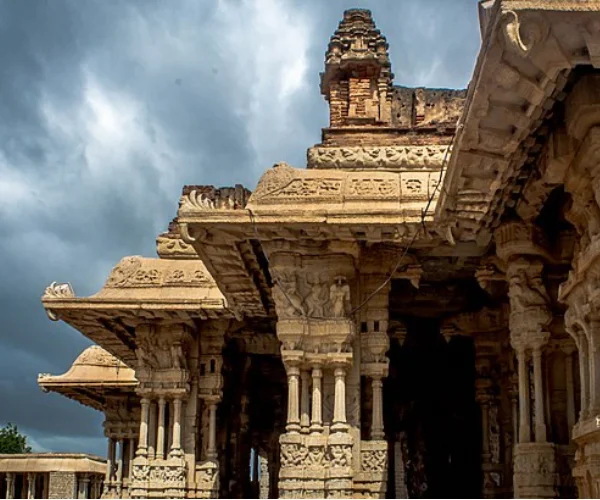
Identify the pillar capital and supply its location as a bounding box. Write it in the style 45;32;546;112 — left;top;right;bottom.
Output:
494;221;550;263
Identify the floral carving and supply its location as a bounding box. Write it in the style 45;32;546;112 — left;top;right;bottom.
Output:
105;256;142;287
361;449;387;472
308;146;449;169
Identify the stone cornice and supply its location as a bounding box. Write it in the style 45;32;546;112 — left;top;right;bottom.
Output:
436;0;600;244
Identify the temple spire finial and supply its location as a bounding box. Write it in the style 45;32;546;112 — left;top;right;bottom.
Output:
320;8;394;127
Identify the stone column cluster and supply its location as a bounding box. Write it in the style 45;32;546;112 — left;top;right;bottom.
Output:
495;222;557;498
136;395;184;460
102;418;138;498
282;354;351;436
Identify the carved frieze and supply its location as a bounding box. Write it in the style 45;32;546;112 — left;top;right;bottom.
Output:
307;146;450;170
247;161;441;207
178;184;251;213
104;256;215;289
272;270;352;321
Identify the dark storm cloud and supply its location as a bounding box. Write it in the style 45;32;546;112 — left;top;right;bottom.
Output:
0;0;481;455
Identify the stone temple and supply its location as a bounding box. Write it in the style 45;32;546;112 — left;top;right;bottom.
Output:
6;1;600;498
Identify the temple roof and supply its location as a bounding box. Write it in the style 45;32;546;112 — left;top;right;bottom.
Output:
42;257;230;365
38;346;137;411
0;453;106;474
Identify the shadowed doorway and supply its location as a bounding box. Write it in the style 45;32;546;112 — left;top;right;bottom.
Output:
384;316;481;498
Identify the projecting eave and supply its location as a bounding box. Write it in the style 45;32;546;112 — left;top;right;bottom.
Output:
42;257;231;366
436;0;600;246
38;346;138;411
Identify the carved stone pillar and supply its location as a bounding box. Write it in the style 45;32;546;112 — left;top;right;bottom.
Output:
146;400;156;460
207;401;218;460
332;365;348;433
137;398;149;457
531;343;547;443
285;364;301;433
26;473;35;500
495;223;556;498
561;344;577;433
578;334;590;421
116;438;124;494
300;370;310;433
78;474;90;499
105;437;115;491
310;365;323;433
156;396;166;460
371;377;384;440
5;472;14;500
128;437;135;480
588;323;600;414
516;346;531;444
170;397;183;457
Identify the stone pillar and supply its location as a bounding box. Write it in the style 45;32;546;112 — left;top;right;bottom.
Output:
116;438;124;494
128;437;135;479
27;473;35;499
300;370;310;433
562;345;577;432
371;377;384;440
207;401;218;460
481;398;491;460
516;346;531;443
310;365;323;433
170;396;183;457
157;396;166;460
5;473;14;500
105;437;115;488
137;397;150;457
589;326;600;414
148;400;157;459
285;365;301;433
532;344;547;442
578;334;590;420
91;476;102;499
78;474;90;499
332;365;348;432
495;225;556;498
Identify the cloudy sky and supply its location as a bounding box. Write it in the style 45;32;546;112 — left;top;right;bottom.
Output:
0;0;481;456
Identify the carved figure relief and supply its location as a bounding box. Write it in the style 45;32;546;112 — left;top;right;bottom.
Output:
136;326;190;370
272;271;352;320
507;264;550;313
329;444;352;467
280;443;308;468
330;276;351;318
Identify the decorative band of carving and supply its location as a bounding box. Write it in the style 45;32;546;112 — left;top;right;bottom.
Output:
307;145;450;170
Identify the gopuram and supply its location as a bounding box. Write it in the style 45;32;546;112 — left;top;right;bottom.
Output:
35;1;600;498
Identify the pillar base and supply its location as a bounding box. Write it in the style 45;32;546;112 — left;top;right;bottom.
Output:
513;442;557;498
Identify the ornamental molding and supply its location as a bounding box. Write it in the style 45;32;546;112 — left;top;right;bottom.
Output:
247;161;441;207
156;236;198;259
104;256;215;289
307;145;450;170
